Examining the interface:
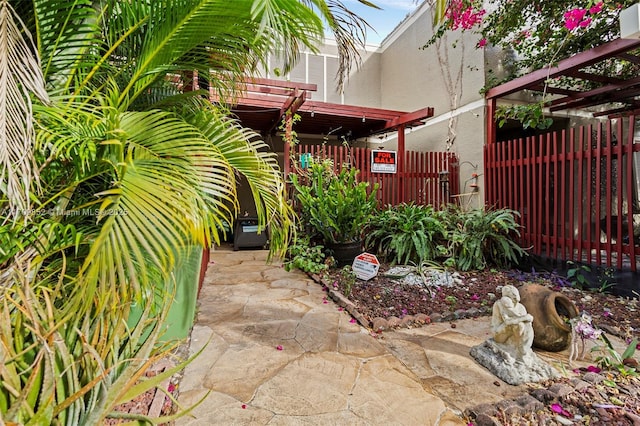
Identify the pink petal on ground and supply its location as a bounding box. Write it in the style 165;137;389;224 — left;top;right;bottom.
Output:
349;318;357;323
276;345;283;351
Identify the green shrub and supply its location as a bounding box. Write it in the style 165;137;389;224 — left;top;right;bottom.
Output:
284;235;330;274
291;160;378;244
439;205;526;271
365;203;447;265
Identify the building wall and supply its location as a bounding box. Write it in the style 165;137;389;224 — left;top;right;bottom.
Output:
347;1;488;204
257;1;493;204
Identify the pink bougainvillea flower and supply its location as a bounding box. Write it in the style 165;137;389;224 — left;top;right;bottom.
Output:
563;8;588;31
551;403;571;417
349;318;357;324
586;365;602;373
338;307;344;311
445;0;485;30
589;2;604;14
276;345;283;351
579;17;592;27
242;404;247;409
603;310;612;317
322;297;328;304
470;294;481;301
167;383;176;393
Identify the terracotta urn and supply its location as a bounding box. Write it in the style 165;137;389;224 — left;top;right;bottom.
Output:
517;283;579;352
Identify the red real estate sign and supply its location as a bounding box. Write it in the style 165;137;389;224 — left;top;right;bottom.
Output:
352;252;380;281
371;150;397;173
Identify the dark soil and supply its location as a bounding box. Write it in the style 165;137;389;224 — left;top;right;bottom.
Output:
325;265;640;425
338;266;640;342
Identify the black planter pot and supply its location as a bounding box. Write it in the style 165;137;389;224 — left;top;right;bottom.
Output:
325;240;363;266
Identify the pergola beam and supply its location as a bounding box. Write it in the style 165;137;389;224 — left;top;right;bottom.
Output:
486;38;640;100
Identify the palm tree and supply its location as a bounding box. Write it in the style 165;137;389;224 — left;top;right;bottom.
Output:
0;0;372;423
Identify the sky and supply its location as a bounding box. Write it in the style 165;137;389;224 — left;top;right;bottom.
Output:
343;0;420;44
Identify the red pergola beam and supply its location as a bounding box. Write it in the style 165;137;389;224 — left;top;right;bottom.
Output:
566;70;625;85
244;77;317;92
548;74;640;110
384;107;435;129
486;37;640;100
300;100;410;121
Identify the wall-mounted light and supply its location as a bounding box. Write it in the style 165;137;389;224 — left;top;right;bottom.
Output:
362;115;366;123
310;109;315;118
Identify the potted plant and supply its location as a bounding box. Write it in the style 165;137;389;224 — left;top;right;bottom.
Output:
291;159;379;264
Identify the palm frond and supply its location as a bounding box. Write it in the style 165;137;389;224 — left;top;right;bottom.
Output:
31;0;103;91
187;104;295;259
75;110;235;309
0;0;49;220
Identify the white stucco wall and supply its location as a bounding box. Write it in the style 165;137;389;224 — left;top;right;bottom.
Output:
343;1;488;203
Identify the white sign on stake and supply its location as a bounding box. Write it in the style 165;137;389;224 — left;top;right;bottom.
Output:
352;252;380;281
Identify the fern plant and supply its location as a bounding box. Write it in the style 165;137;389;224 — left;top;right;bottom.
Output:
365;203;447;265
439;206;527;271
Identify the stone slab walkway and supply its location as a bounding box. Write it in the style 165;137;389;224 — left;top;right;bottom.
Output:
176;248;611;425
177;249;465;425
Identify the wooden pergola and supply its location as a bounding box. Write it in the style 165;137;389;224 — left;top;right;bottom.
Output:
208;77;435;177
486;37;640;144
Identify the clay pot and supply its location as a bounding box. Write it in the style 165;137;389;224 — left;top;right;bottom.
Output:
517;283;579;352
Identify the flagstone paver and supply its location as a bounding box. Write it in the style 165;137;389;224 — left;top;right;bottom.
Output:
177;249;465;425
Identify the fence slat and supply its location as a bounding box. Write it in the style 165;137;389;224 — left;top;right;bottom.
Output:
485;117;639;272
292;145;459;209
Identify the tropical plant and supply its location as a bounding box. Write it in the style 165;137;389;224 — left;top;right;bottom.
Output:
365;202;447;265
283;235;330;274
566;261;592;289
0;0;372;423
439;205;527;271
291;159;379;245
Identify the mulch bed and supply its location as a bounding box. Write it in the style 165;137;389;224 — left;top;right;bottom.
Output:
315;264;640;425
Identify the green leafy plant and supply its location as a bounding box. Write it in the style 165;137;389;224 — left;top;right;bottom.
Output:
339;265;357;297
592;335;638;377
365;203;447;265
445;295;458;311
494;102;554;130
598;267;617;293
566;261;591;289
439;205;527;271
291;160;379;244
284;235;329;274
0;0;369;422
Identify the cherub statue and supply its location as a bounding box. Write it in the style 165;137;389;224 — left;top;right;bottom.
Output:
491;285;534;361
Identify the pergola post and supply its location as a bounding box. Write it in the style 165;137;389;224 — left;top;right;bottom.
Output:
487;97;497;145
284;111;292;180
397;124;406;203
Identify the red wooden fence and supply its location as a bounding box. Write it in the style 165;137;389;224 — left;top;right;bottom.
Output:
485;117;640;271
292;144;459;208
